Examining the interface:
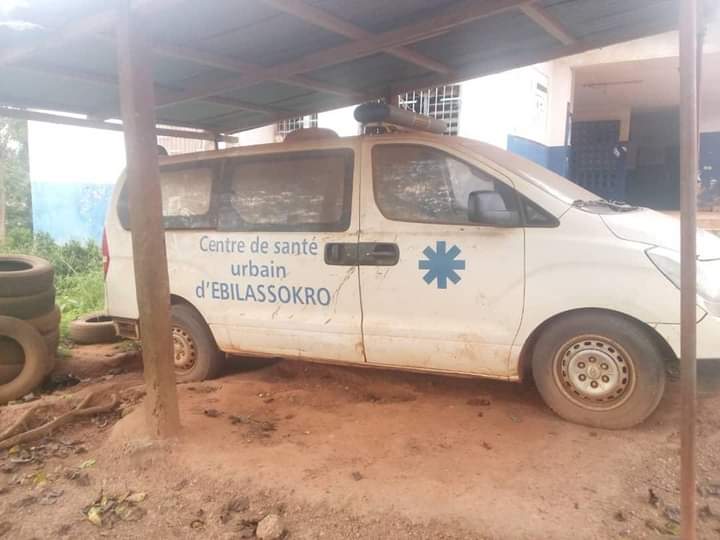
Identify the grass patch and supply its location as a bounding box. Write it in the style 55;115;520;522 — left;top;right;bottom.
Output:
1;228;104;339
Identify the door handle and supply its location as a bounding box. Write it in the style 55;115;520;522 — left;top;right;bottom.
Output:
359;242;399;266
324;242;358;265
324;242;399;266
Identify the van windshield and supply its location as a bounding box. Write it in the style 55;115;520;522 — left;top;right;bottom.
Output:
457;139;606;206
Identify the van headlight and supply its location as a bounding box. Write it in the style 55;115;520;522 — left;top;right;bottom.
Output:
646;247;720;316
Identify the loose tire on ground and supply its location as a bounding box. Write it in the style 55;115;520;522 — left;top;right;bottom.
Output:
0;288;55;319
26;305;61;335
531;311;666;429
0;316;47;403
171;303;224;383
0;255;54;297
69;313;117;345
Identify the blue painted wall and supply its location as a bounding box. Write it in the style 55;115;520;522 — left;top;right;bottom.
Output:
547;145;570;178
507;135;569;177
32;182;114;244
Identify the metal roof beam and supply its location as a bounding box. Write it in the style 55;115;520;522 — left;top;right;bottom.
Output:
262;0;454;74
387;16;676;98
0;106;238;143
156;0;526;108
520;3;577;46
11;61;290;117
151;41;364;99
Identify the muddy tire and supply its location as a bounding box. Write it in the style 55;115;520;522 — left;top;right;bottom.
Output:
0;328;57;378
0;288;55;319
171;303;223;383
69;312;117;345
0;335;24;364
0;317;47;403
0;255;54;297
26;305;61;335
0;363;23;384
43;329;59;374
532;311;666;429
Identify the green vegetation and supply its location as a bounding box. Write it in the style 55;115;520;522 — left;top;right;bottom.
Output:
1;117;104;339
0;229;105;338
0;118;33;234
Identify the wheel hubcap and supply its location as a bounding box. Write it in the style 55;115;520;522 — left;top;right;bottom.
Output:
554;336;636;410
172;326;196;372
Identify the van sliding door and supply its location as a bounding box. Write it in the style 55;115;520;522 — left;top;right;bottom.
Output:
192;145;364;363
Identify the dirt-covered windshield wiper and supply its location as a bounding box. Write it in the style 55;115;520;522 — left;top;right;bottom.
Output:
572;199;638;212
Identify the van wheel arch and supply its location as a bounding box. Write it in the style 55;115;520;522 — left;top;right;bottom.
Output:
169;294;223;381
169;294;222;350
517;308;677;382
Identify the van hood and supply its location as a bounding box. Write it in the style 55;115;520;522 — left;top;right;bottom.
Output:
600;208;720;260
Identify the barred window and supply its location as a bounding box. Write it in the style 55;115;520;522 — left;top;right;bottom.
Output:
398;84;461;135
277;114;319;139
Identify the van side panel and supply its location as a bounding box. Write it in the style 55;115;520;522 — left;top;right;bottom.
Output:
512;208;692;377
105;141;363;363
104;174;140;320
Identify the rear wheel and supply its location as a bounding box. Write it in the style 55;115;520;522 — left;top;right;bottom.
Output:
532;312;666;429
171;304;223;382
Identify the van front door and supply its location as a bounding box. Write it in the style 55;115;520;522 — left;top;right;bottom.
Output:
359;142;525;376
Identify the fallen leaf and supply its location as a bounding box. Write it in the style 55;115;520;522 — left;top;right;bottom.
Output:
124;492;147;504
87;506;103;527
79;459;96;469
32;470;48;487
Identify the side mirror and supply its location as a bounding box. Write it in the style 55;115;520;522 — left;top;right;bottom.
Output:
468;190;521;227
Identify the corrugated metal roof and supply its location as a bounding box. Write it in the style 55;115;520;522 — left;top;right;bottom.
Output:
0;0;699;137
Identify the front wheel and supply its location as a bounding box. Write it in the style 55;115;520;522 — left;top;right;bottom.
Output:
532;312;666;429
170;304;224;383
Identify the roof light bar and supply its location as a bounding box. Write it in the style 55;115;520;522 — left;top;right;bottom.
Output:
354;103;447;134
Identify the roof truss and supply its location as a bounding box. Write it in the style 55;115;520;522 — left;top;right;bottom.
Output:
0;0;683;137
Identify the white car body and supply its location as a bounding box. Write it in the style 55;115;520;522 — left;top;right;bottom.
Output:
104;132;720;383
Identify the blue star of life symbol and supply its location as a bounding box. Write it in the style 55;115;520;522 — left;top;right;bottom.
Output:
418;241;466;289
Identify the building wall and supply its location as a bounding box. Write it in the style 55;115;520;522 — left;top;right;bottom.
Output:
28;122;125;244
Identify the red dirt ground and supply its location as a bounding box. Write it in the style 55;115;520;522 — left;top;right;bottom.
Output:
1;344;720;539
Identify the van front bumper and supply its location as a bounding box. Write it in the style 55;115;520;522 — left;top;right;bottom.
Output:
654;314;720;360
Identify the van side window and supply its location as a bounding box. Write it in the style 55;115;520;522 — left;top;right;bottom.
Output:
118;161;217;230
217;149;353;232
372;144;518;226
521;197;559;227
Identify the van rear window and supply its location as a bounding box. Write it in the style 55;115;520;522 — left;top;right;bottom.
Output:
117;149;353;233
118;160;217;230
217;149;353;232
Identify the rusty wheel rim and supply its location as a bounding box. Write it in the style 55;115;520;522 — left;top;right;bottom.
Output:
553;335;637;411
172;326;197;373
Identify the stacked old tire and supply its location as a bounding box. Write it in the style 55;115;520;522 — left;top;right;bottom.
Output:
0;255;60;403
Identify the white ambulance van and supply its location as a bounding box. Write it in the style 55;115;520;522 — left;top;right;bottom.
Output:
104;104;720;429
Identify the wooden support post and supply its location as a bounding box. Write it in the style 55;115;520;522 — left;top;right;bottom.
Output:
116;0;180;437
678;0;700;537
